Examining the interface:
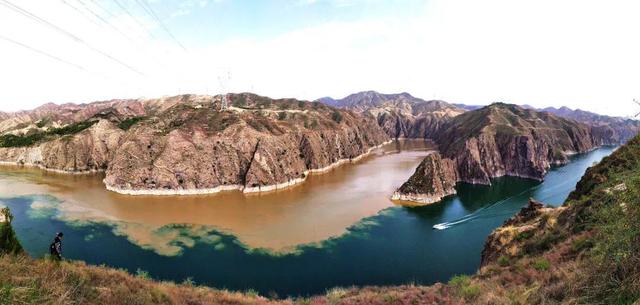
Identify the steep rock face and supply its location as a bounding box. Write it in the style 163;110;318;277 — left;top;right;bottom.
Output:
541;106;639;144
480;198;547;265
0;93;390;194
317;91;465;139
391;152;458;205
0;120;123;172
433;103;598;184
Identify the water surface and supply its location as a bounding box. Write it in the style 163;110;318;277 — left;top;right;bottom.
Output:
0;142;615;296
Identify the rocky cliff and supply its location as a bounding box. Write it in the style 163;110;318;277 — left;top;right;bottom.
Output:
391;152;458;205
541;106;640;145
317;91;465;139
432;103;599;185
0;93;390;194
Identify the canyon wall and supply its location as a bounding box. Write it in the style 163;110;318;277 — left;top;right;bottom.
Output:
0;93;390;194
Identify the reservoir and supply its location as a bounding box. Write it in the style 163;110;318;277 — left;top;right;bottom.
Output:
0;141;615;297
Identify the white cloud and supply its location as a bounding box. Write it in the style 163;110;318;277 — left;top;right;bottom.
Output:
0;0;639;117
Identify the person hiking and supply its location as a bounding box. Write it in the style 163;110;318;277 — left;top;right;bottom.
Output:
49;232;63;260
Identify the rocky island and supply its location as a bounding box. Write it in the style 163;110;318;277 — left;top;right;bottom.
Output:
0;93;390;195
390;152;457;204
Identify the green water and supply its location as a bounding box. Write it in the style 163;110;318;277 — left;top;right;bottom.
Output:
0;147;615;297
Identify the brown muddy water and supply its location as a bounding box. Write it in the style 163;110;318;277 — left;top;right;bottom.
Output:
0;140;435;254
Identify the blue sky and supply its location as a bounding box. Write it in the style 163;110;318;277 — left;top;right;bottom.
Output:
165;0;427;47
0;0;638;117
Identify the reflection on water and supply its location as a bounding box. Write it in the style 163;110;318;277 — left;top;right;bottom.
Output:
0;140;436;254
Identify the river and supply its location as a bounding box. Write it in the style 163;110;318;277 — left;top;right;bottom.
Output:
0;140;615;297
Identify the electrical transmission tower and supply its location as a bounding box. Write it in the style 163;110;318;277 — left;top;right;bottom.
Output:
634;99;640;118
218;70;231;111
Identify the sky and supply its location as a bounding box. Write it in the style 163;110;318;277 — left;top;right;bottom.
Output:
0;0;639;117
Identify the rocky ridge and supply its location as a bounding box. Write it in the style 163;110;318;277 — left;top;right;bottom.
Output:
393;103;607;204
317;91;465;139
0;93;390;195
432;103;599;185
541;106;640;145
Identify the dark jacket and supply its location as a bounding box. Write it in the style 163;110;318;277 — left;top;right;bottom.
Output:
50;236;62;257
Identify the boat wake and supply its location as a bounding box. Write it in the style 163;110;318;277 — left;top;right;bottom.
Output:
432;185;542;230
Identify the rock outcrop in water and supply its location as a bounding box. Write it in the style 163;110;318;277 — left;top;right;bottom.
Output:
317;91;465;139
391;152;458;205
0;93;390;194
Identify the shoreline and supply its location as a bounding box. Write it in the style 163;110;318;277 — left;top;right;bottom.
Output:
390;146;606;205
0;161;104;175
390;191;455;206
105;139;394;196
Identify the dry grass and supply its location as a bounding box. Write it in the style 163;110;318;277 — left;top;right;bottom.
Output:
0;254;288;305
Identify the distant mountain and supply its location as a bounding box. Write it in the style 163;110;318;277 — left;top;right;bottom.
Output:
454;103;537;111
541;106;640;144
317;91;465;139
452;103;483;111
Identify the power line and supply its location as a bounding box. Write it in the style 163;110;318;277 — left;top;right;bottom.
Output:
70;0;172;71
133;0;186;51
0;0;146;76
110;0;158;41
59;0;102;28
0;33;130;87
0;34;88;72
87;0;117;19
74;0;136;43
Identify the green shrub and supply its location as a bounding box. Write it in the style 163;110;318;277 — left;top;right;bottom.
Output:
448;274;471;287
0;120;98;148
515;230;534;241
497;255;510;267
449;275;480;300
524;230;566;254
278;112;287;120
118;117;146;130
532;258;550;271
331;111;343;123
0;208;23;255
135;268;150;280
182;277;195;286
571;236;594;253
460;284;481;300
49;120;98;136
245;289;260;298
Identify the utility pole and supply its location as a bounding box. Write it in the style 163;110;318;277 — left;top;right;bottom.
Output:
217;70;231;111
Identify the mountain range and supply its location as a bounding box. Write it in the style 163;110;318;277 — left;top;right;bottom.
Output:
0;91;637;197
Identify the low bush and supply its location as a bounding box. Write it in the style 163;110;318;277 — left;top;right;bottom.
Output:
118;117;146;130
515;230;534;241
0;120;98;148
498;256;510;267
331;111;343;123
0;208;23;255
524;229;566;254
532;258;550;271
